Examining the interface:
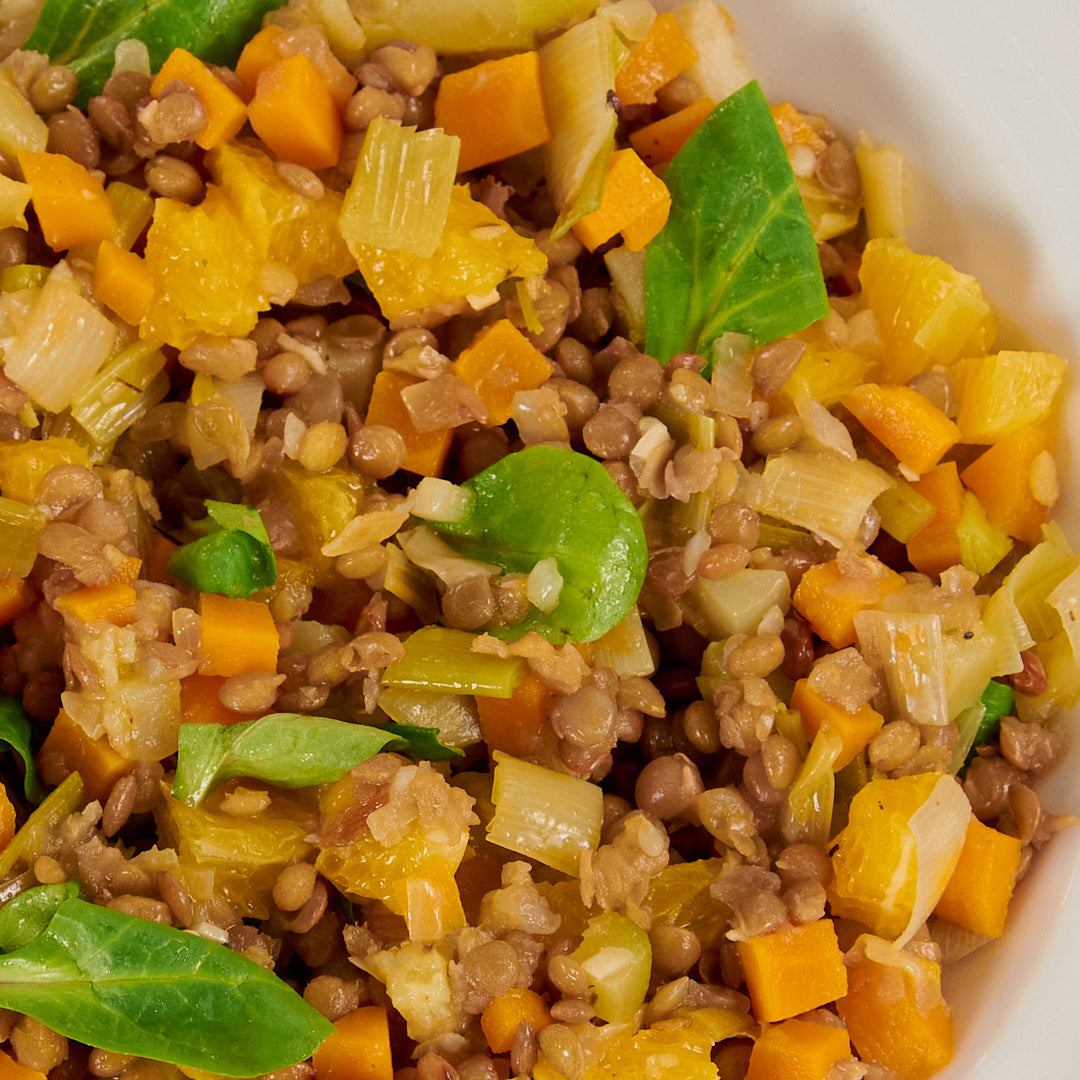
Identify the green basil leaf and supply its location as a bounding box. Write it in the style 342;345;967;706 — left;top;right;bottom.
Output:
166;500;276;599
0;882;80;953
0;696;46;803
644;80;829;369
427;445;647;643
173;713;460;806
0;895;334;1076
382;722;464;762
24;0;282;105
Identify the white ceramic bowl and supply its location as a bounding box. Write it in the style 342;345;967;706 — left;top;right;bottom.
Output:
686;1;1080;1076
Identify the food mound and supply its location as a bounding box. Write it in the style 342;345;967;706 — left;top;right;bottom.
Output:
0;2;1074;1079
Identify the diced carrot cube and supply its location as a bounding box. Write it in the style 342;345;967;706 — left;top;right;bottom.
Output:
906;461;965;576
18;151;117;251
573;148;670;252
150;47;248;150
791;677;884;771
93;242;154;326
364;369;453;478
481;988;552;1054
614;13;698;106
36;708;136;804
629;95;715;167
745;1017;850;1080
198;593;280;677
312;1005;393;1080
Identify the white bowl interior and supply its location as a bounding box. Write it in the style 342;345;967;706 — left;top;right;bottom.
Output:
668;1;1080;1075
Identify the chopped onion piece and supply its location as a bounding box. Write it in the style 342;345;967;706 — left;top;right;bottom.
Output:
397;525;500;588
527;556;564;614
593;608;655;677
411;477;473;523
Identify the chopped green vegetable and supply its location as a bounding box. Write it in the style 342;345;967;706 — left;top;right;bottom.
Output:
573;910;652;1023
24;0;283;105
428;445;647;643
173;712;459;806
971;680;1015;756
0;882;80;953
0;891;334;1076
0;696;46;803
644;80;829;368
381;626;528;697
166;499;276;598
0;774;84;880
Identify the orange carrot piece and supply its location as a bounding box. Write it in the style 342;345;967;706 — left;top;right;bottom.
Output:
180;672;268;726
364;369;454;478
475;669;556;760
791;554;906;649
629;95;715;166
614;13;698;106
93;241;154;326
934;816;1023;938
837;951;953;1080
481;988;552;1054
573;147;671;252
771;102;828;155
791;677;884;771
54;581;138;626
452;318;554;426
736;918;848;1023
0;786;15;853
149;47;248;149
842;382;960;475
248;54;343;171
0;1049;47;1080
198;593;280;677
0;574;35;627
745;1017;850;1080
906;461;965;576
36;708;136;804
312;1005;393;1080
960;426;1054;544
236;24;357;108
17;150;117;251
434;51;551;173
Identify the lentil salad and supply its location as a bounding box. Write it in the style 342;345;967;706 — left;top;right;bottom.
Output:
0;2;1076;1080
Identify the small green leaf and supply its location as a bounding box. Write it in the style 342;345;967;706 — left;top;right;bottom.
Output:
173;713;460;806
427;446;647;643
24;0;283;105
166;500;276;598
0;697;46;803
382;722;463;762
644;80;829;368
0;895;334;1076
0;882;80;953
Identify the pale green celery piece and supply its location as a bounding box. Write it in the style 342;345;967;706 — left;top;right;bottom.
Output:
781;726;842;846
2;269;118;413
486;750;602;876
1002;539;1078;644
755;518;818;554
540;14;620;237
696;639;731;702
948;705;987;775
382;543;440;625
382;626;527;699
593;608;655;677
797;173;861;242
340;117;459;260
0;265;48;292
686;412;716;453
875;478;936;543
754;449;894;549
688;567;790;638
855;609;949;727
69;182;154;263
773;704;809;757
354;0;601;52
604;246;645;344
0;772;83;878
68;340;169;451
941;587;1028;721
1047;561;1080;662
377;684;481;750
0;497;46;577
514;279;545;337
573;910;652;1023
956;491;1013;576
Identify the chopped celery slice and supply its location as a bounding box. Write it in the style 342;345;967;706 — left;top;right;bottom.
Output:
855;609;949;727
540;14;620;237
688;568;790;638
0;265;48;292
0;497;47;576
956;491;1013;576
382;627;527;699
68;340;169;450
486;751;602;876
604;245;646;344
781;726;842;846
593;608;655;677
1003;540;1078;645
573;910;652;1023
340;117;460;259
875;479;936;544
754;449;894;548
0;771;83;879
2;268;117;413
377;685;482;750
